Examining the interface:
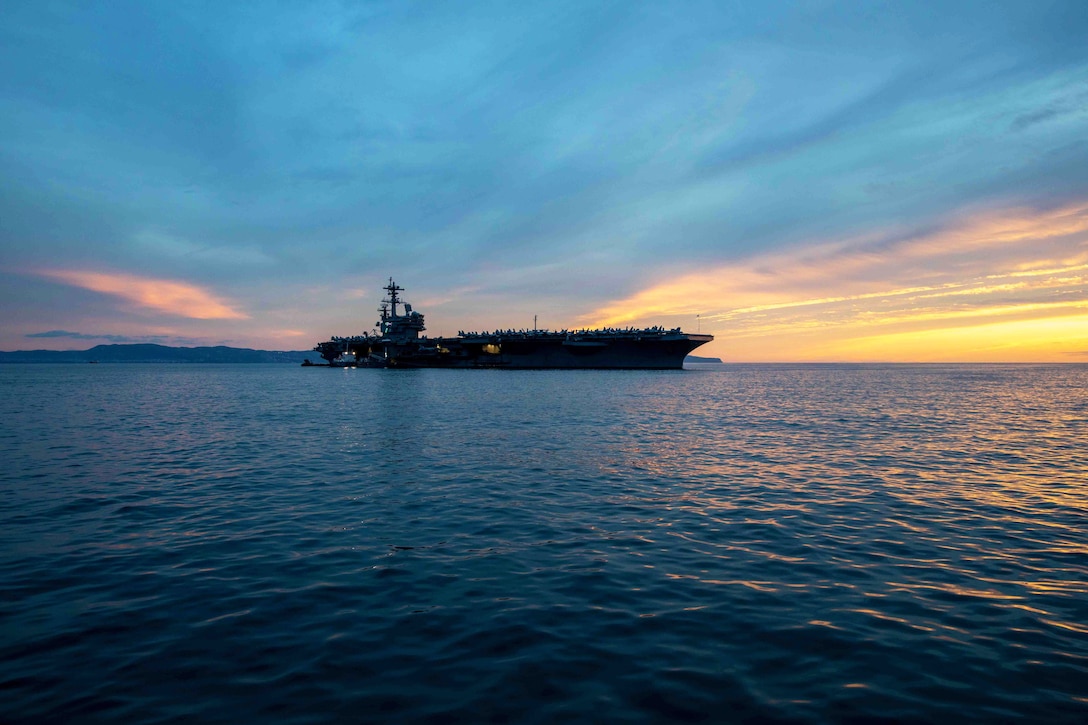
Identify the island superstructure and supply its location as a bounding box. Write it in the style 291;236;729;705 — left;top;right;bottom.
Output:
307;279;713;369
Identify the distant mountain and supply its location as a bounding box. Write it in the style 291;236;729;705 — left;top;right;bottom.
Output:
0;344;313;364
685;354;724;363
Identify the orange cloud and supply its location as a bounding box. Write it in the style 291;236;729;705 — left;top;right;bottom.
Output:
37;269;249;320
583;201;1088;362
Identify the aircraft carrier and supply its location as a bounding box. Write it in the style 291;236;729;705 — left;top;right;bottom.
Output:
305;279;713;369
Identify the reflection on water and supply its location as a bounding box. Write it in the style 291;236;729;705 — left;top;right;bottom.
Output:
0;363;1086;722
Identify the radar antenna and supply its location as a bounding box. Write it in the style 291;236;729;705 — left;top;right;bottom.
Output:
384;278;404;317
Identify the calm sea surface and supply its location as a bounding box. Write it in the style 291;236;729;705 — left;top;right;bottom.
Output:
1;363;1086;723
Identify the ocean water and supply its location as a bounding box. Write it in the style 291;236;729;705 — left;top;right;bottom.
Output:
1;363;1086;723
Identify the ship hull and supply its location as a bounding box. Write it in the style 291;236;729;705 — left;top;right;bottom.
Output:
381;333;713;370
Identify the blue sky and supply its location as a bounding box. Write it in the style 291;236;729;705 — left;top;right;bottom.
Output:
3;1;1087;360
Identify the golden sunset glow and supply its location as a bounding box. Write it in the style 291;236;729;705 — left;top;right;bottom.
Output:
37;270;249;320
582;202;1088;361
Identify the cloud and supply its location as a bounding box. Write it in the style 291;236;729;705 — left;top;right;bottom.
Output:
2;3;1088;358
25;330;202;345
583;201;1088;361
34;269;249;320
27;330;117;341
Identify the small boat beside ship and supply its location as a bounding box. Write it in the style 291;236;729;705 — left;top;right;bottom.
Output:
307;279;713;369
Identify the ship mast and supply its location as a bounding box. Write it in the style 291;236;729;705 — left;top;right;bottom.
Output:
384;278;404;318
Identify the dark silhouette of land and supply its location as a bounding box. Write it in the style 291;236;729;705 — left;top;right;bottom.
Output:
0;344;312;364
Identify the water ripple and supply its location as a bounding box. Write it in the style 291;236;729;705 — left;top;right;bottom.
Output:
1;363;1086;722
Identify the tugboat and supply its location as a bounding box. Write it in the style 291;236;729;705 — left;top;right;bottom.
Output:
307;279;713;369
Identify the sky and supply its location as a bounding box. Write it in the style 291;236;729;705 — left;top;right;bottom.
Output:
2;0;1087;362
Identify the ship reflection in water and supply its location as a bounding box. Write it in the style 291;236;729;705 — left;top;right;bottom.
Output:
305;278;713;369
